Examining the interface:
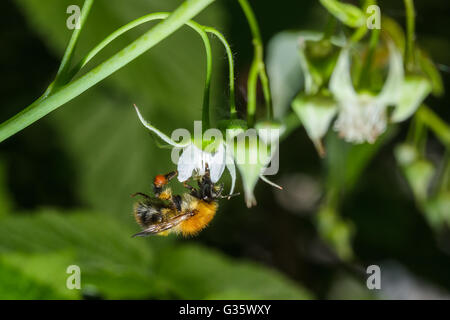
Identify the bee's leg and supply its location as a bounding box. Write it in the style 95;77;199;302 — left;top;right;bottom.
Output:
131;192;151;200
184;182;201;199
172;195;182;211
213;183;224;198
200;177;214;201
205;163;211;177
220;192;240;199
164;171;178;181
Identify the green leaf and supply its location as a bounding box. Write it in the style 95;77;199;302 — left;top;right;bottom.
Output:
15;0;226;217
0;209;163;299
1;251;81;299
319;0;365;28
0;259;65;299
155;245;312;299
0;209;311;299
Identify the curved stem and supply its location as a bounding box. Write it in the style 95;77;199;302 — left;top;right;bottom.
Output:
417;105;450;147
246;58;259;127
43;0;95;97
67;12;213;129
204;27;237;119
0;0;215;143
404;0;416;71
238;0;272;125
201;28;212;130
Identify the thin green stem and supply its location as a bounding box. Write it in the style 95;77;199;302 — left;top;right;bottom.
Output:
246;58;259;127
72;13;173;75
238;0;272;125
417;105;450;147
201;28;212;130
0;0;215;142
204;27;237;119
404;0;416;71
44;0;95;97
66;12;213;129
350;24;367;43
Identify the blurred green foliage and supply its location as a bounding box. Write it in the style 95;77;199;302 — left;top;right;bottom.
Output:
0;162;311;299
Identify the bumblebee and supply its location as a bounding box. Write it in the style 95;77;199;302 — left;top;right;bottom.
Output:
132;165;229;237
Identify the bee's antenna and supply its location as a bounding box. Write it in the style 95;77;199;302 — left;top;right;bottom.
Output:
131;192;151;200
222;193;240;200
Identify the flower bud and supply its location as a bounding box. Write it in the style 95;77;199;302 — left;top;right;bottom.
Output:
292;93;337;156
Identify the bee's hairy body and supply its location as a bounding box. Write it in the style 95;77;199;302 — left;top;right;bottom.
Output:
177;194;218;236
133;193;218;236
132;167;223;237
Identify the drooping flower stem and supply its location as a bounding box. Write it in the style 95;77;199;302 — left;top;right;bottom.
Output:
0;0;215;143
404;0;416;71
417;105;450;147
200;29;213;130
63;12;214;130
204;27;237;119
66;12;234;126
237;0;272;126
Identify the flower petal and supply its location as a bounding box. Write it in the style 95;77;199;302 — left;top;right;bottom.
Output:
376;42;404;107
225;148;236;195
134;104;188;148
330;47;358;105
208;143;226;183
292;93;337;155
177;144;202;182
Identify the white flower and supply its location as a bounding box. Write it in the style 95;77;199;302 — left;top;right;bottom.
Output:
292;93;337;156
330;43;404;144
134;105;235;191
228;124;283;207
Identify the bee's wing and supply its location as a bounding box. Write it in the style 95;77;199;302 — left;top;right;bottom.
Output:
132;211;196;237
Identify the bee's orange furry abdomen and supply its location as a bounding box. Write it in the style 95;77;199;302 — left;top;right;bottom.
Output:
179;200;218;236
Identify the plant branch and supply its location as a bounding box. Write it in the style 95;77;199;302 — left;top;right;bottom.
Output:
65;12;213;129
0;0;215;143
404;0;416;71
237;0;272;125
44;0;95;97
417;105;450;147
204;27;237;119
